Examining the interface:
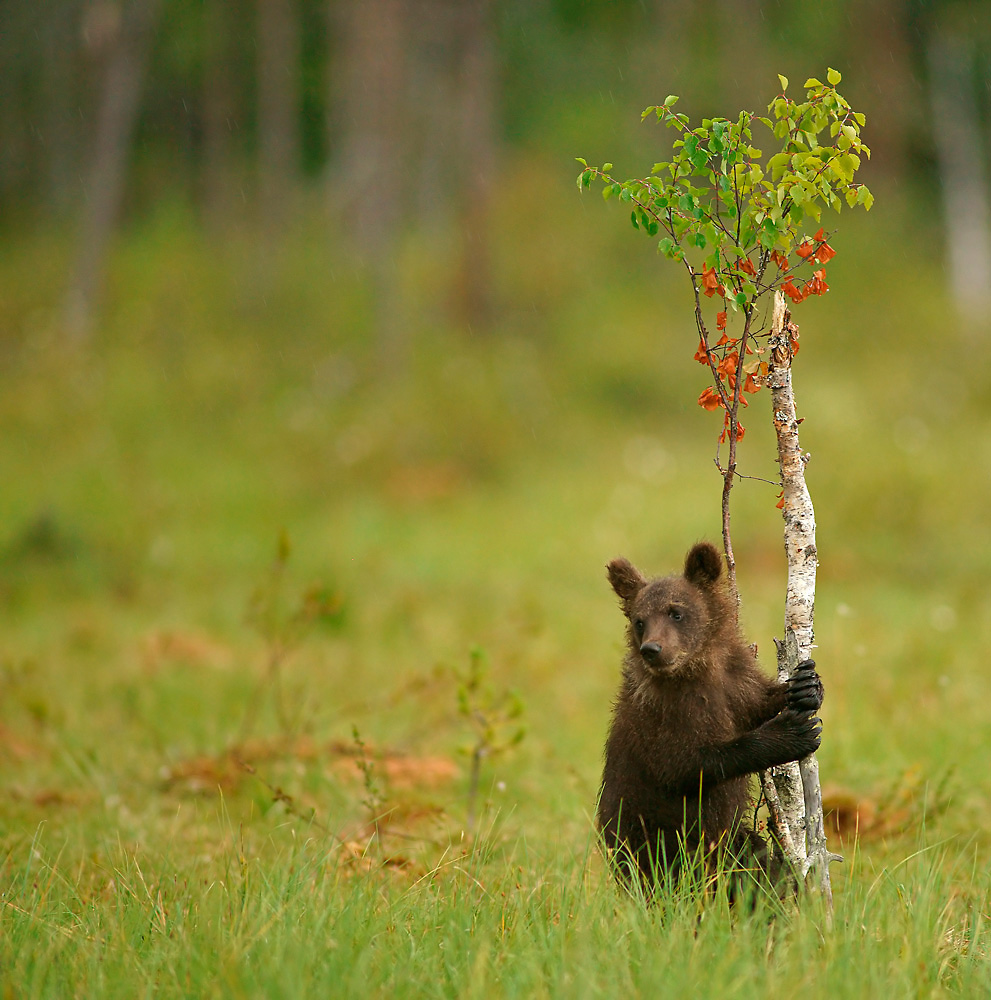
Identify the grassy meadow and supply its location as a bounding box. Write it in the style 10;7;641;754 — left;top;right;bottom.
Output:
3;161;991;995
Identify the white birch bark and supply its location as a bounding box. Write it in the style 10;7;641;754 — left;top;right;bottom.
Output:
760;290;837;904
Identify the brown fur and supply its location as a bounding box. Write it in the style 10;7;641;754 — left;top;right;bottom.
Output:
598;542;822;892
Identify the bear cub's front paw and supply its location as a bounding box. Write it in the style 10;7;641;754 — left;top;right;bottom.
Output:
766;707;822;759
786;658;824;713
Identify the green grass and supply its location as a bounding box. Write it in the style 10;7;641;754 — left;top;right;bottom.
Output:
3;165;991;994
4;830;991;997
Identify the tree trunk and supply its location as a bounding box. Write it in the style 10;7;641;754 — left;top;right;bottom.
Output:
202;0;237;230
760;290;836;905
257;0;300;233
64;0;163;341
851;0;913;186
453;0;497;332
41;0;83;215
328;0;408;359
329;0;406;257
927;30;991;314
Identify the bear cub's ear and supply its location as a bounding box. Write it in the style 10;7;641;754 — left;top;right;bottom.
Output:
683;542;723;587
607;558;647;603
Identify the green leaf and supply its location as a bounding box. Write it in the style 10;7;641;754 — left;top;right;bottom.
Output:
856;185;874;210
804;77;823;89
657;236;674;256
768;152;790;181
777;74;789;92
663;95;680;107
631;210;639;230
602;163;613;172
827;67;842;85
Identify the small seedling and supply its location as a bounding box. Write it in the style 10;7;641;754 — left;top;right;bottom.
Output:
455;646;526;834
241;530;345;737
351;724;387;848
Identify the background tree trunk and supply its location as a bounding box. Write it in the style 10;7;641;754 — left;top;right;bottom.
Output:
257;0;300;233
328;0;408;359
41;0;84;216
927;30;991;313
202;0;238;230
64;0;164;341
453;0;497;332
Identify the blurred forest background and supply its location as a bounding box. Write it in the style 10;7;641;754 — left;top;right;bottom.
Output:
5;0;991;917
7;0;991;333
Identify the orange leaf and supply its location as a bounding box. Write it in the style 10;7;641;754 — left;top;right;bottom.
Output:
814;242;836;264
782;279;806;303
716;310;727;331
811;227;836;264
771;251;789;270
743;373;760;393
693;339;711;365
697;386;723;411
700;265;725;298
736;258;756;276
714;332;732;347
775;490;784;509
802;268;829;297
716;351;739;377
796;240;816;259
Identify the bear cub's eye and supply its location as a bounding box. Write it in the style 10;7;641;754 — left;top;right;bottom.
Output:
668;609;683;622
633;619;645;637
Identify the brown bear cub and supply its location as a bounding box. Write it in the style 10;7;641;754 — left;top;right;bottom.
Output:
598;542;823;894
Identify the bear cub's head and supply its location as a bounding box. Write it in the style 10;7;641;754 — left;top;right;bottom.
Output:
607;542;726;679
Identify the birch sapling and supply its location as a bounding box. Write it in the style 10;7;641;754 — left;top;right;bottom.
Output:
578;71;874;907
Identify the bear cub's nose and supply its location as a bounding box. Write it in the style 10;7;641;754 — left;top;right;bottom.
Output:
640;642;662;664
